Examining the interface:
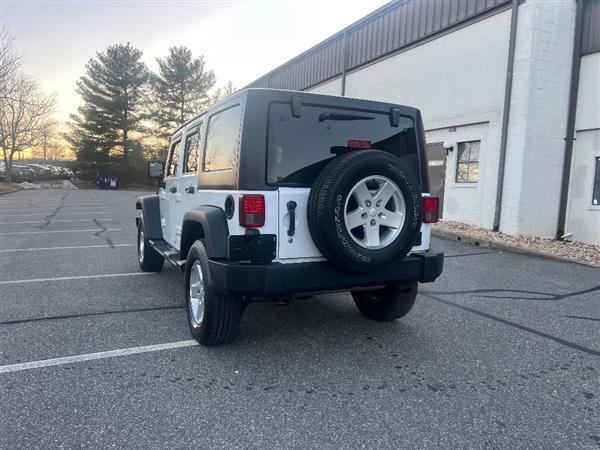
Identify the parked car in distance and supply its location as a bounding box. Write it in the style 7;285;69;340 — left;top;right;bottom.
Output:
0;165;37;182
25;164;54;179
12;165;37;182
136;88;443;346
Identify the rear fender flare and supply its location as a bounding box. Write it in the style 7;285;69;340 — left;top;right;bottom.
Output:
180;206;229;260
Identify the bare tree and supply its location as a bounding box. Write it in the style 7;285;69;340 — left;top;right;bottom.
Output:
209;81;236;106
0;73;55;182
0;29;21;102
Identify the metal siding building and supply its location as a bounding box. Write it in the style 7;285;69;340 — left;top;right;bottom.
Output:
248;0;600;245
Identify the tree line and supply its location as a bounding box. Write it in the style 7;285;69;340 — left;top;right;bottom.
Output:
0;30;56;182
68;42;234;170
0;32;235;183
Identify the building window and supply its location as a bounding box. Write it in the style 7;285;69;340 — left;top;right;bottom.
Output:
456;140;480;183
593;157;600;206
204;105;241;172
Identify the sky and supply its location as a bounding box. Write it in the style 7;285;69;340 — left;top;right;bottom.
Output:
2;0;388;124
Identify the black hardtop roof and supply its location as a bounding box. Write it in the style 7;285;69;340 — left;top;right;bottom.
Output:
173;88;420;136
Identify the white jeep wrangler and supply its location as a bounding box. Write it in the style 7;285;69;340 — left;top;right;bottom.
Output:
136;89;443;345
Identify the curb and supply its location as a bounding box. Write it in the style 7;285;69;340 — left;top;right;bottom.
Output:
432;229;599;268
0;186;22;196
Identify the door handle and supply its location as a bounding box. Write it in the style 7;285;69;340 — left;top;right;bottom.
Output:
286;201;297;237
185;186;195;194
169;186;177;193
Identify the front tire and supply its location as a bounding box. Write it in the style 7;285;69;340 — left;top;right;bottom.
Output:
352;283;418;321
137;219;164;272
185;240;242;346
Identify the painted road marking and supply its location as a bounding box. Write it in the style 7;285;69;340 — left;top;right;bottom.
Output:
0;218;115;224
0;244;133;252
1;207;107;213
0;211;109;217
0;340;198;374
0;272;155;285
0;228;121;235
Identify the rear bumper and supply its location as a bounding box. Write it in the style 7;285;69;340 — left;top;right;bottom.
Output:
208;251;444;298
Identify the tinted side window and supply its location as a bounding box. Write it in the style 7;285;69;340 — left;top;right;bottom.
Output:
204;105;242;172
166;140;181;177
183;129;201;174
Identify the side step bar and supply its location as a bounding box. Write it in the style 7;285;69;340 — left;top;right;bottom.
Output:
149;239;186;268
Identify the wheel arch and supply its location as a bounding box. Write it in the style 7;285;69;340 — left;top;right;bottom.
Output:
136;195;163;240
180;206;229;260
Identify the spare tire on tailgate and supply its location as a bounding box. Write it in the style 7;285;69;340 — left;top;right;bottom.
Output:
307;150;422;273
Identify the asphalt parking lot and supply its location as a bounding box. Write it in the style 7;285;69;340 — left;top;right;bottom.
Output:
0;188;598;449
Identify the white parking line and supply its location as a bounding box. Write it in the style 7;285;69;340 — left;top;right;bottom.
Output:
1;207;108;213
0;218;115;224
0;244;133;252
0;340;198;374
0;228;122;235
0;272;155;285
0;211;109;217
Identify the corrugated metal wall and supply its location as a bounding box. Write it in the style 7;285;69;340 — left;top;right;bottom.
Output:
581;0;600;56
249;0;511;91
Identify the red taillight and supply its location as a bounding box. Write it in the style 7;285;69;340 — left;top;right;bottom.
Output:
347;139;372;149
423;196;439;223
239;195;265;228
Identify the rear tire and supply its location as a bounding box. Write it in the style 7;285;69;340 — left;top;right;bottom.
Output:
137;219;164;272
352;283;418;321
185;240;242;346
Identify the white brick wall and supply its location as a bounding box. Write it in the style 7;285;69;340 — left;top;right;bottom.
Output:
566;52;600;244
501;0;576;237
339;10;512;228
307;77;342;95
306;1;588;242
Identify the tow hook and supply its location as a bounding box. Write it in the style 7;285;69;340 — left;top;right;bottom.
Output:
287;201;297;237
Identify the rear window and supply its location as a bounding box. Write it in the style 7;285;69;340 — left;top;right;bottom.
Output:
267;103;418;186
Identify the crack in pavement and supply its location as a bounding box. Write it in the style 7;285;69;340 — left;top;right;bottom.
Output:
425;285;600;301
420;291;600;357
39;192;68;229
444;251;494;258
0;304;185;326
93;217;115;249
566;315;600;323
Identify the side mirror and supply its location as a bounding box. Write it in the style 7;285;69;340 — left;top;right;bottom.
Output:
148;161;165;179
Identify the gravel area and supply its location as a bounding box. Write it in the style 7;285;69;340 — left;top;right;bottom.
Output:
433;220;600;267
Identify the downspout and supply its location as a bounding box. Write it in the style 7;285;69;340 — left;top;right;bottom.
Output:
492;0;520;232
556;0;584;239
341;30;348;96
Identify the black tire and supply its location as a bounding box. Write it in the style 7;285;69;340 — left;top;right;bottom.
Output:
308;150;422;273
352;283;418;321
137;219;164;272
185;240;242;346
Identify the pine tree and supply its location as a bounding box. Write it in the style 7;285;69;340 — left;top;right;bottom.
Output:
151;46;216;140
69;43;149;162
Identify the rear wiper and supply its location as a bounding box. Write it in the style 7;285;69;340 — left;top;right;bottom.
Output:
318;112;375;122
